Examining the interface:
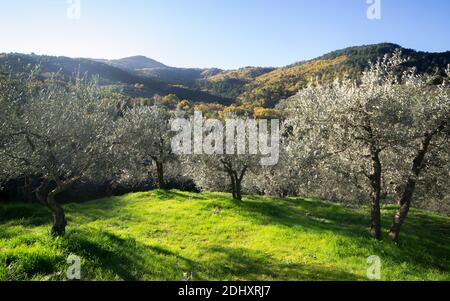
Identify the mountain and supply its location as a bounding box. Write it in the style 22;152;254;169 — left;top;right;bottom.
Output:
138;67;219;87
2;43;449;108
210;43;450;107
0;53;232;104
98;55;224;89
116;44;449;108
97;55;167;71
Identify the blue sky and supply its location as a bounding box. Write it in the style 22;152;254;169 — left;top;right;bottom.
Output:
0;0;449;69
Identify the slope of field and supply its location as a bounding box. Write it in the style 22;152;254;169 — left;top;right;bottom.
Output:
0;190;449;281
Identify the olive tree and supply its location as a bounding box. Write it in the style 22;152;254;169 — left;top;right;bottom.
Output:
282;78;389;239
3;77;116;236
115;104;175;189
244;141;301;198
180;127;262;201
178;112;279;201
386;74;449;242
281;51;450;240
182;154;259;201
0;75;29;183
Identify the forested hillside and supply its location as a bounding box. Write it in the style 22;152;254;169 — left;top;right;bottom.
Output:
102;43;450;108
1;43;449;108
0;53;231;104
232;43;450;107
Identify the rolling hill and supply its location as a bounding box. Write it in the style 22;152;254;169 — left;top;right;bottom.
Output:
1;43;449;107
0;53;232;104
231;43;450;107
103;43;449;108
96;55;167;70
98;55;224;88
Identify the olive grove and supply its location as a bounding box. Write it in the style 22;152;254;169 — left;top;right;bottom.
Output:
179;113;274;201
0;51;448;243
114;104;176;189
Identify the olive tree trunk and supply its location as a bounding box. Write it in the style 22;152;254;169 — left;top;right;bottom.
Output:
155;161;165;189
389;130;437;242
226;170;244;201
221;160;247;201
47;190;67;237
36;178;78;237
369;148;382;240
362;117;383;241
235;175;244;201
228;170;238;200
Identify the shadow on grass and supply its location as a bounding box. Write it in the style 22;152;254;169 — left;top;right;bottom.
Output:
224;195;371;239
0;203;51;227
151;189;207;201
204;246;363;280
62;228;199;280
3;190;449;279
161;190;450;274
224;195;450;274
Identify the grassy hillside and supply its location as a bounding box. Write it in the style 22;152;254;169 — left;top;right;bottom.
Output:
1;190;449;281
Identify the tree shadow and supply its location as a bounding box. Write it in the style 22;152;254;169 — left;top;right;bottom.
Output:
203;246;363;280
62;228;199;280
151;189;207;201
230;195;450;274
3;190;449;279
0;203;51;227
234;195;371;239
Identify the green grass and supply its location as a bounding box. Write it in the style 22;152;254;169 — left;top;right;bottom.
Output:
1;190;449;281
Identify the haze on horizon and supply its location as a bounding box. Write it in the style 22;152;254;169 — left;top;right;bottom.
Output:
0;0;449;69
